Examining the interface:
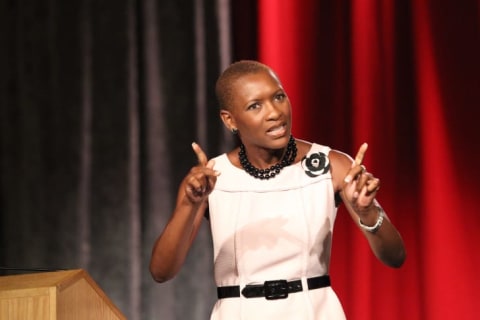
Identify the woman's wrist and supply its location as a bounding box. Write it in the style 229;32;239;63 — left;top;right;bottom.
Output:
358;205;385;233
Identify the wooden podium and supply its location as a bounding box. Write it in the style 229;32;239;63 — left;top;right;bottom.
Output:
0;269;126;320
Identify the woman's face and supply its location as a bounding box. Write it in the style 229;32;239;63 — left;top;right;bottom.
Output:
221;70;292;151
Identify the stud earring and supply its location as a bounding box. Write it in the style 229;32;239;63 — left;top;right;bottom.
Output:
231;128;238;135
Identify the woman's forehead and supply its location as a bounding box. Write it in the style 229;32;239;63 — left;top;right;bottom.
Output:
233;71;282;97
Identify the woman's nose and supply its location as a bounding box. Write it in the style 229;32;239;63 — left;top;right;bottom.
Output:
265;101;281;119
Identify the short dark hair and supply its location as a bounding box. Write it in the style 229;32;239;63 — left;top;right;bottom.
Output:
215;60;280;110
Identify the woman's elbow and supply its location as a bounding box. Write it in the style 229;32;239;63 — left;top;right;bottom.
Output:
149;261;176;283
385;247;407;268
150;272;169;283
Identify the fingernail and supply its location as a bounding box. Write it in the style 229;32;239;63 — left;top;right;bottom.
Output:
344;176;351;183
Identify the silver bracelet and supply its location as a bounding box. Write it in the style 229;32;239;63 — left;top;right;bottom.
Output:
358;206;385;233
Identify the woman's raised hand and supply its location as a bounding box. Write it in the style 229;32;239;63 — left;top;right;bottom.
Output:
342;143;381;213
183;142;220;204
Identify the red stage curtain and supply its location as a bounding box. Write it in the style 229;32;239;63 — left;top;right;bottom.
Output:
256;0;480;319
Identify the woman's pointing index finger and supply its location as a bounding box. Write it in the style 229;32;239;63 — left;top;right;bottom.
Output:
192;142;208;166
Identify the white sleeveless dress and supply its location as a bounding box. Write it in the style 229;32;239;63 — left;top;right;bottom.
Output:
208;143;346;320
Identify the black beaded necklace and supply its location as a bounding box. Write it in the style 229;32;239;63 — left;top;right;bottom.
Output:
239;135;297;180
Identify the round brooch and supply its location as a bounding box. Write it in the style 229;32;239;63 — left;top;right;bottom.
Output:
301;152;330;177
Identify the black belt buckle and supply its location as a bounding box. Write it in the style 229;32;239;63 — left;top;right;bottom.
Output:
264;280;288;300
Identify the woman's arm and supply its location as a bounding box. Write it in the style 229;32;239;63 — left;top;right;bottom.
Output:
342;198;406;267
329;145;406;268
149;189;208;282
149;143;220;282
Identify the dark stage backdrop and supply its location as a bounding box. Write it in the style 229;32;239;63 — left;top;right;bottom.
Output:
0;0;232;319
1;1;479;320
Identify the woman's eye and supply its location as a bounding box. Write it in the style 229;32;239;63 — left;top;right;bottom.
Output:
247;102;260;110
275;93;286;101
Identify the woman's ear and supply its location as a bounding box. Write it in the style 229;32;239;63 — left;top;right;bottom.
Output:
220;110;236;132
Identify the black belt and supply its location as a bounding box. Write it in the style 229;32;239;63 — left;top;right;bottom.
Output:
217;275;330;300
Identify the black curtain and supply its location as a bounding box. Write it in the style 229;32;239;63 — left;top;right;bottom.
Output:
0;0;237;319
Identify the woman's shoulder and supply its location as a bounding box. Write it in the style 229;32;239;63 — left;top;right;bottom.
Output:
294;138;352;161
328;148;353;165
296;139;353;191
327;148;354;191
295;139;330;159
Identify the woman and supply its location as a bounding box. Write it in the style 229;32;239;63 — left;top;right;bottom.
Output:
149;60;406;319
